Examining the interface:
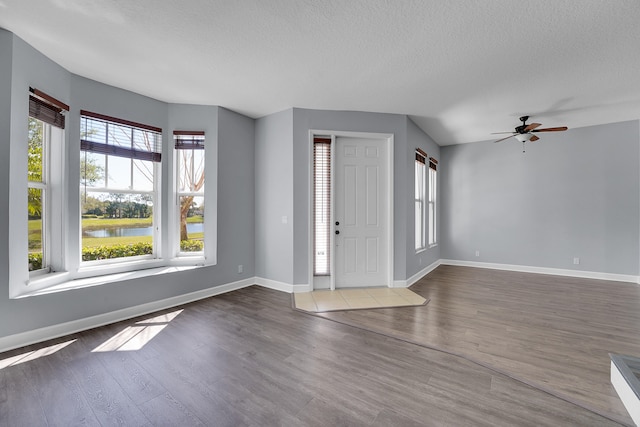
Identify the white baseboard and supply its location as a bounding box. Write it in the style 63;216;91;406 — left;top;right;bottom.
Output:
0;277;256;354
393;260;441;288
440;259;639;284
254;277;294;293
293;284;312;293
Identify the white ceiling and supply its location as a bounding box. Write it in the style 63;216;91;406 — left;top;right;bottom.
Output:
1;0;639;145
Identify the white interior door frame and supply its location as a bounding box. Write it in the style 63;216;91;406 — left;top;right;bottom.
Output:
308;130;394;291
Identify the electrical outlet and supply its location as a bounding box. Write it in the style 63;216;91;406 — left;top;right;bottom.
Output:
238;264;243;274
573;257;580;265
475;250;480;257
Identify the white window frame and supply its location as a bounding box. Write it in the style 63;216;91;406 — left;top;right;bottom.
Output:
28;119;50;276
173;131;205;259
415;149;427;252
10;91;67;298
313;137;332;276
428;160;437;247
27;119;65;277
79;113;162;267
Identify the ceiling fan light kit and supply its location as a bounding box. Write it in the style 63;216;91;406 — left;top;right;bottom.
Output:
492;115;568;151
515;134;532;143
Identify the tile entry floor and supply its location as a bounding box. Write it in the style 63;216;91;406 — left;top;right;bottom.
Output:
293;287;427;313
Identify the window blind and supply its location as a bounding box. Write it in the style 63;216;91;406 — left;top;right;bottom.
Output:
174;131;205;150
416;148;427;163
28;87;68;129
429;157;438;171
313;137;331;276
80;111;162;162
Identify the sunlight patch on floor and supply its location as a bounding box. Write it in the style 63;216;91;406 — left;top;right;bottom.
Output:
294;287;427;313
92;309;183;352
0;339;77;370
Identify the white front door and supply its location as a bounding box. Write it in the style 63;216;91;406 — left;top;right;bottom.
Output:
334;137;389;288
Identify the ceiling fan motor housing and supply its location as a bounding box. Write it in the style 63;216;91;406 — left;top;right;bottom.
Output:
516;115;530;133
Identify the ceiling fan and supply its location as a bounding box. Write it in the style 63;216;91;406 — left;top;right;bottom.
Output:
493;115;568;145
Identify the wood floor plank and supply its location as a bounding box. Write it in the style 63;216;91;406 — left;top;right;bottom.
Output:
0;365;48;427
138;392;206;426
68;353;152;426
16;353;101;427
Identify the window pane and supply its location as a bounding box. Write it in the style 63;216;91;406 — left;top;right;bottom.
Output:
415;161;424;199
28;187;45;271
28;118;44;182
177;149;205;193
178;195;204;252
133;159;154;191
429;202;435;245
415;201;423;250
106;156;131;189
81;192;154;261
81;151;105;188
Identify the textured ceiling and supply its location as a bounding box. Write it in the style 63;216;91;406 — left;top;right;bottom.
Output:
1;0;639;145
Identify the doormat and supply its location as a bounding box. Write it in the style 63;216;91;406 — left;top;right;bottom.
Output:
293;287;428;313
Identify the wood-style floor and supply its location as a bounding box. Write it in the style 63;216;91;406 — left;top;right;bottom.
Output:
318;265;640;426
0;266;636;426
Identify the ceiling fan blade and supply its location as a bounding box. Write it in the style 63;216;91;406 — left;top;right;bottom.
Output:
531;126;568;132
524;123;541;132
491;131;514;134
494;134;515;143
529;135;540;142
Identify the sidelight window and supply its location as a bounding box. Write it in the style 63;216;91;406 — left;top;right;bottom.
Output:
313;137;332;275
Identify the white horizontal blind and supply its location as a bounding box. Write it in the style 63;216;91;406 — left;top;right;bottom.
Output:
80;111;162;162
313;138;331;276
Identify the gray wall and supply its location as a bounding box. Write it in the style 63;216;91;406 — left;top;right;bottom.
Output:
441;120;640;275
218;107;256;279
254;109;294;284
0;31;256;339
0;30;14;318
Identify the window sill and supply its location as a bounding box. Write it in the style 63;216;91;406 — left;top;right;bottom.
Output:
416;247;427;255
20;265;203;298
19;256;210;299
429;243;438;249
